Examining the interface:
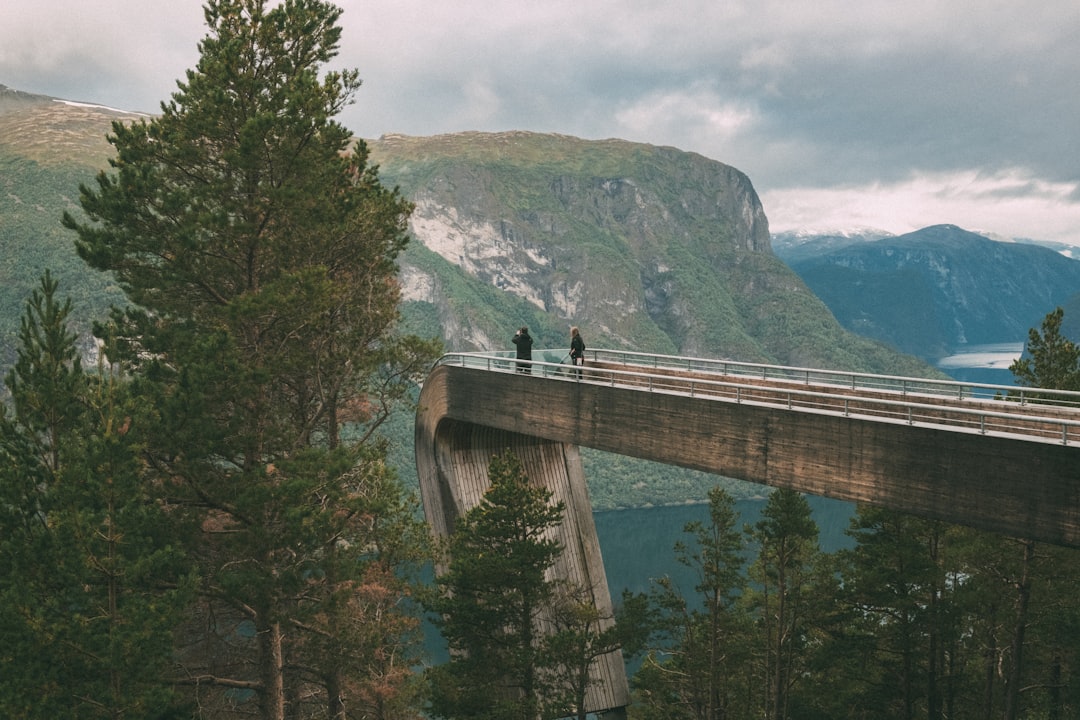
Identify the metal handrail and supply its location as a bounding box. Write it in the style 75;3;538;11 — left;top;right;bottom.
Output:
431;350;1080;446
586;348;1080;407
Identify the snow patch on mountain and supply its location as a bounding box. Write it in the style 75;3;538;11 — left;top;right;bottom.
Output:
53;99;149;116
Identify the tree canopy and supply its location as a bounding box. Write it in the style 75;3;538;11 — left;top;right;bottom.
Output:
1009;306;1080;392
0;273;192;718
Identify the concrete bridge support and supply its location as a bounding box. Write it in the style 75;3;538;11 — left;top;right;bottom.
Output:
415;413;630;713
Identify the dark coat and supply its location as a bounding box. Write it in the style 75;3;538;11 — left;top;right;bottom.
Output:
570;334;585;360
513;331;533;360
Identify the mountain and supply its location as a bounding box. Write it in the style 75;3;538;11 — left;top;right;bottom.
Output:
367;131;934;375
0;86;938;377
783;224;1080;360
0;84;139;366
771;228;895;264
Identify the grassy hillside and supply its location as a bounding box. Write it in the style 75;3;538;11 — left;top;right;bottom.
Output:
0;89;136;367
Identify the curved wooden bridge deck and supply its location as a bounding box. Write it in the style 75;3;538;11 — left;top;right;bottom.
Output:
414;349;1080;714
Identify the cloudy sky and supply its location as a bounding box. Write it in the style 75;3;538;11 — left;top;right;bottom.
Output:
5;0;1080;244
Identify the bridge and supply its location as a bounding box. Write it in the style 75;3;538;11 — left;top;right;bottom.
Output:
414;349;1080;714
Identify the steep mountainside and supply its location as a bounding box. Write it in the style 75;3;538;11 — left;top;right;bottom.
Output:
0;85;140;366
370;132;931;375
0;87;935;377
785;224;1080;360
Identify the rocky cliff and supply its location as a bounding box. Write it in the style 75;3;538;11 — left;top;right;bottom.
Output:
371;131;926;374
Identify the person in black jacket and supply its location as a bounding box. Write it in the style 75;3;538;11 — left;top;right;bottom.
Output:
512;326;533;374
569;326;585;378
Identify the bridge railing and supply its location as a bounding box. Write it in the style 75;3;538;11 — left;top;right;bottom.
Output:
431;349;1080;445
585;348;1080;407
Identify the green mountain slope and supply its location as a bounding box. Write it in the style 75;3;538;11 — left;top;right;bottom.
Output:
0;86;133;367
370;131;934;377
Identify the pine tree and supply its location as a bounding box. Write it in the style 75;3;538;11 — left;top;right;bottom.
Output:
428;450;566;720
0;273;191;719
830;506;956;719
1009;306;1080;393
745;488;821;720
61;1;439;717
633;485;751;720
543;582;624;720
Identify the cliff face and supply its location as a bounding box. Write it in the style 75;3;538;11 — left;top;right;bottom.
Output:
0;90;929;377
371;131;911;373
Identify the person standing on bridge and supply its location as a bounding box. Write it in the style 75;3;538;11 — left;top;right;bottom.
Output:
513;326;533;374
569;326;585;378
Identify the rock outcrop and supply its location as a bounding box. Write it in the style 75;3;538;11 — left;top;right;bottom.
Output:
371;131;906;372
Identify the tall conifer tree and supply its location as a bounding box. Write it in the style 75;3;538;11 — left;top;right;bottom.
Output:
1009;307;1080;393
428;450;566;720
62;1;438;717
632;485;751;720
745;488;821;720
832;507;952;719
0;273;191;719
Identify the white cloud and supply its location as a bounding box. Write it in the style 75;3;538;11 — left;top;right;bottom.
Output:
1;0;203;111
762;170;1080;244
613;87;757;147
458;75;503;127
3;0;1079;244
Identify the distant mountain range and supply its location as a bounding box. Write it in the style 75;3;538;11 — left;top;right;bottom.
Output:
775;224;1080;360
771;228;896;264
5;82;1079;377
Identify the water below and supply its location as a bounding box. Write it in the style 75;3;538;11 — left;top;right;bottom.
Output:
935;342;1023;387
594;495;855;599
422;495;856;664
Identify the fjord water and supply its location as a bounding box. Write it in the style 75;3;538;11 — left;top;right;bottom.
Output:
594;495;857;599
935;342;1023;387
